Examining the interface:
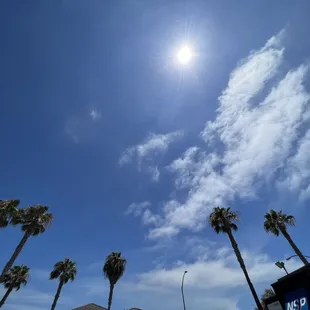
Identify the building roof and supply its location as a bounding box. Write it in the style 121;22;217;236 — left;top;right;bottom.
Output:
72;303;107;310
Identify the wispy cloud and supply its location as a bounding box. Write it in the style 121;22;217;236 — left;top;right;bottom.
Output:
64;117;80;144
126;201;151;216
120;131;184;165
127;30;310;239
278;129;310;200
64;107;102;143
126;201;161;225
119;131;184;181
131;251;301;292
90;109;101;121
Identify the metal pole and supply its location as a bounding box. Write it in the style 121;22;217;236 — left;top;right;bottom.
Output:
181;271;188;310
286;254;310;261
283;265;289;275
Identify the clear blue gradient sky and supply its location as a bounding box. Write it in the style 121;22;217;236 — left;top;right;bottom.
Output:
1;1;310;309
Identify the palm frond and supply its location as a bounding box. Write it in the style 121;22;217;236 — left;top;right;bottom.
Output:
284;215;296;226
0;265;30;291
264;209;296;236
19;205;53;236
209;206;239;234
0;199;20;228
263;220;280;236
230;223;238;231
50;258;77;283
103;252;127;285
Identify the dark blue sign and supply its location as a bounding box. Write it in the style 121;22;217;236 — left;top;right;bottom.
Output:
285;288;309;310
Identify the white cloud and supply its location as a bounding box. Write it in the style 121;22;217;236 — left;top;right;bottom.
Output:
79;244;302;310
126;30;310;239
278;129;310;199
119;248;301;310
119;131;184;181
126;201;161;226
146;165;160;182
65;118;80;144
65;108;102;144
126;201;151;216
90;109;101;120
120;131;183;165
220;64;309;200
0;286;69;310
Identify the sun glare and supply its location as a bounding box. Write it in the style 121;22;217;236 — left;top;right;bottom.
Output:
176;45;192;64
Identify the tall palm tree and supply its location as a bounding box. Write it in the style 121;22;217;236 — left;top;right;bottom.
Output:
1;205;53;279
209;207;262;310
0;265;30;308
50;257;77;310
103;252;127;310
264;209;308;265
0;200;20;229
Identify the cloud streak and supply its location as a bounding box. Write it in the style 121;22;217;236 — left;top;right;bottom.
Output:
120;131;184;181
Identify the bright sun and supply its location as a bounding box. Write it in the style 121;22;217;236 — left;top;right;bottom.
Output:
176;45;192;64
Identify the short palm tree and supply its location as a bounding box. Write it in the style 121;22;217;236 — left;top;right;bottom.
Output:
1;205;53;279
50;257;77;310
264;209;308;265
209;207;262;310
0;265;30;308
255;288;276;310
103;252;127;310
0;200;20;229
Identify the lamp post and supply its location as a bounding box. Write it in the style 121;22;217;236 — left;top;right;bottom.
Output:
286;254;310;261
275;261;289;275
181;271;188;310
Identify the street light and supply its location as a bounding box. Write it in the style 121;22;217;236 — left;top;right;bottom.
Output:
275;261;289;275
286;254;310;261
181;271;188;310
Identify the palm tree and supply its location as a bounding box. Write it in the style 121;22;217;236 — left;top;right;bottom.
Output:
103;252;127;310
1;205;53;279
209;207;262;310
261;288;275;309
0;265;30;308
264;209;308;265
255;288;276;310
50;257;77;310
0;199;20;229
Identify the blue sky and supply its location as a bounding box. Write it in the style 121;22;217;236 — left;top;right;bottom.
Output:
0;0;310;309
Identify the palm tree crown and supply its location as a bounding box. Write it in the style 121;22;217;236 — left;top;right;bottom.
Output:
12;205;53;236
0;265;29;308
103;252;127;310
264;209;295;235
209;206;239;233
0;265;29;290
49;258;77;310
1;205;53;279
103;252;127;285
50;258;77;283
0;200;20;228
264;209;307;265
261;288;275;300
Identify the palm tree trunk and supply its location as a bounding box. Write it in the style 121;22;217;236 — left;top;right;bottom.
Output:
107;283;114;310
0;286;13;308
227;229;262;310
281;229;308;265
0;230;31;279
50;280;64;310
